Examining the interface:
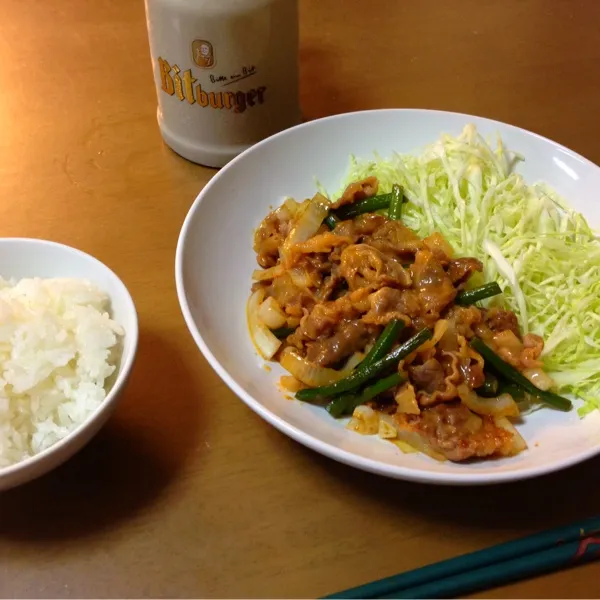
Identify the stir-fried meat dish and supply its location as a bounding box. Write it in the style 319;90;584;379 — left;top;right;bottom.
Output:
248;178;571;462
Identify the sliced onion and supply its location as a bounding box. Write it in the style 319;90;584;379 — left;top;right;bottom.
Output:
378;419;398;439
279;375;305;393
391;440;419;454
343;351;365;372
257;296;287;329
407;319;449;359
394;383;420;415
458;384;520;418
291;232;353;255
280;348;348;387
347;405;379;435
252;264;284;281
289;267;318;290
280;193;329;266
247;289;282;360
283;197;301;217
522;368;555;391
394;423;447;461
495;417;528;455
275;203;292;222
491;330;522;364
380;414;446;461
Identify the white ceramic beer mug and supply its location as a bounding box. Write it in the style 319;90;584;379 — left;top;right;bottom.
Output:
144;0;300;168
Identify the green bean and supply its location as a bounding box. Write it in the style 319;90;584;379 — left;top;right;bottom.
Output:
475;372;499;397
498;381;527;401
325;392;356;418
361;320;405;370
455;282;502;306
271;326;296;339
296;328;433;401
323;214;339;230
333;193;392;220
327;372;404;418
388;184;404;220
470;337;572;411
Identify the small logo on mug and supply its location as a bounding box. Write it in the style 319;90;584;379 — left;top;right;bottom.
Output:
192;40;215;68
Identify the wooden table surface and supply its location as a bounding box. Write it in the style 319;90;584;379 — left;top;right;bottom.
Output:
1;0;600;597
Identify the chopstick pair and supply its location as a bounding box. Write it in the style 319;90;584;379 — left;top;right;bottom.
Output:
324;515;600;599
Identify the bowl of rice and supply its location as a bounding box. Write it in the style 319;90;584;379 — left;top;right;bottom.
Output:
0;237;138;491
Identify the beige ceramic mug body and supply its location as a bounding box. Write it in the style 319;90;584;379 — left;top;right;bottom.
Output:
144;0;300;168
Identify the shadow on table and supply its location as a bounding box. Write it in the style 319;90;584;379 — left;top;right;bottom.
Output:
0;329;205;542
294;438;600;532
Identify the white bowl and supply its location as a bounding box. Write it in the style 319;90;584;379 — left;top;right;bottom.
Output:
0;238;138;491
176;109;600;485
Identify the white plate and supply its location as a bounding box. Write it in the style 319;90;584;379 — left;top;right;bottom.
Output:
176;109;600;485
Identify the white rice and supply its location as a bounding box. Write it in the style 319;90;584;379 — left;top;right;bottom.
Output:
0;277;124;468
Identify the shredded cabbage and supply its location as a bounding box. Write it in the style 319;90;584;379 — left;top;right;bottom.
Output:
335;124;600;416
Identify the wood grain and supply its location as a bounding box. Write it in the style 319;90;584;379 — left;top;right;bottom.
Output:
0;0;599;597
